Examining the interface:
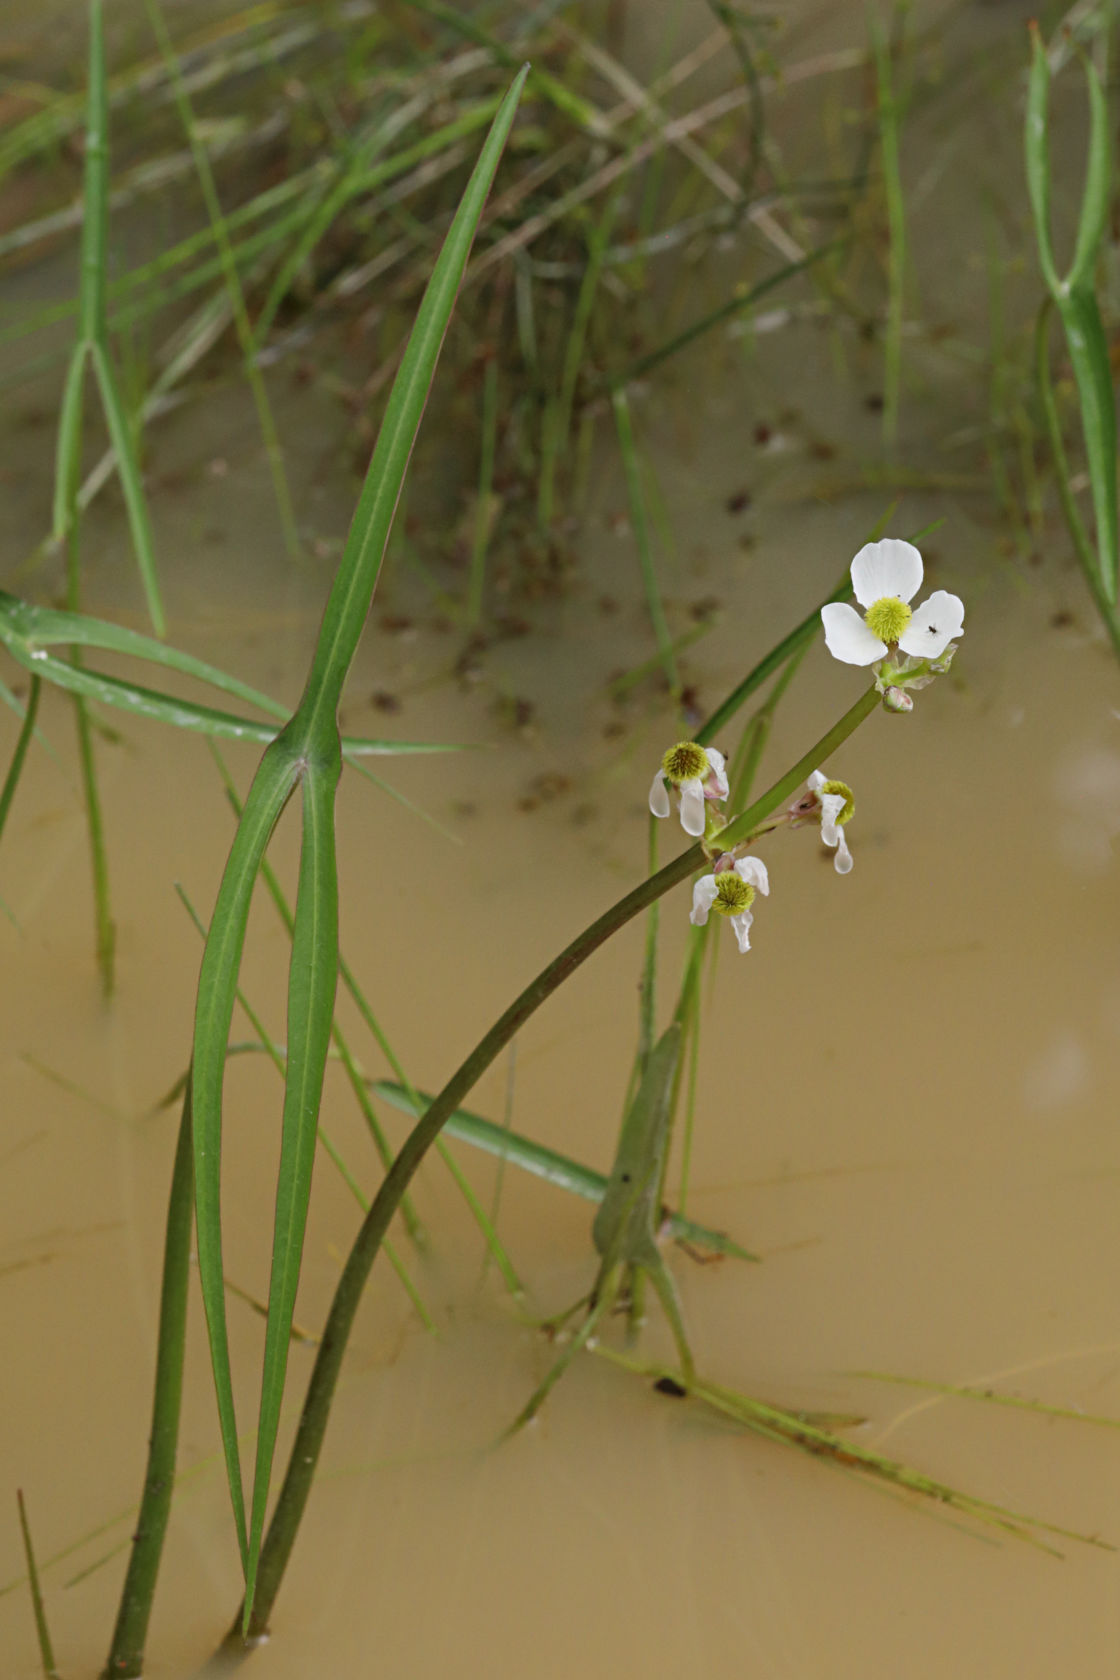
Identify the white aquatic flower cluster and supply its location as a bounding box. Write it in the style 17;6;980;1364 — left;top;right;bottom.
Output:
646;540;962;952
648;742;859;951
648;739;769;952
820;538;964;707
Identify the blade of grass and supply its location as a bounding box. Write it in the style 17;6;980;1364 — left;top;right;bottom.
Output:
60;0;164;636
1025;22;1118;605
188;69;530;1628
615;239;843;386
193;741;302;1576
16;1492;59;1680
612;386;679;698
1033;302;1120;660
538;188;622;530
0;676;41;848
212;743;531;1290
850;1370;1120;1430
871;13;906;450
466;355;499;625
67;538;115;995
206;747;425;1244
176;880;437;1329
0;590;461;755
592;1347;1110;1553
140;0;301;560
101;1086;193;1680
244;766;340;1605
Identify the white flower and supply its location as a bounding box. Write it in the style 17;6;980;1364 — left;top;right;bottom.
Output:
649;742;729;838
820;539;964;667
689;855;769;952
806;770;854;874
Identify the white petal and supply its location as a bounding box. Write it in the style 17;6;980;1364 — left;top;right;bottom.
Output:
898;590;965;659
735;855;769;895
649;770;670;819
818;790;846;846
730;909;753;952
850;539;923;607
821;602;886;666
679;779;706;836
690;875;718;925
808;769;826;794
833;829;853;874
704;746;729;799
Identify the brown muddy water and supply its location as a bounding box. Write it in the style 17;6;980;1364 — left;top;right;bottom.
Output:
3;1;1120;1677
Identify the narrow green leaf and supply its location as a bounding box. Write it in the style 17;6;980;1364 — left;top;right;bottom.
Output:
1058;287;1119;603
617;240;844;387
291;65;532;735
0;676;41;848
16;1491;59;1680
1033;301;1120;656
89;341;165;637
52;346;89;542
101;1085;193;1679
0;593;462;753
207;71;530;1635
141;0;300;560
80;0;109;340
1068;51;1111;289
612;386;678;696
73;0;165;634
245;756;340;1618
1024;27;1060;295
192;741;303;1573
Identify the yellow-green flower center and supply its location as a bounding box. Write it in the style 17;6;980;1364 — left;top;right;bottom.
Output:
864;596;912;644
819;778;855;824
661;741;709;786
712;872;754;917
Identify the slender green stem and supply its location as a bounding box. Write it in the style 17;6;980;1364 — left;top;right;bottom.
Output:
1025;21;1118;605
67;527;115;995
101;1087;193;1679
16;1491;58;1680
612;386;679;697
220;683;880;1646
140;0;301;559
0;675;40;846
1034;301;1120;662
467;356;499;626
638;817;660;1066
872;15;906;449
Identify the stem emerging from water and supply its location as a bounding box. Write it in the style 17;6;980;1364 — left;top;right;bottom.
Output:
102;1083;194;1679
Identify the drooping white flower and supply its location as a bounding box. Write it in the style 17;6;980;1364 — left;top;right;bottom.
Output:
689;855;769;952
649;742;729;838
806;769;854;873
820;539;964;667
